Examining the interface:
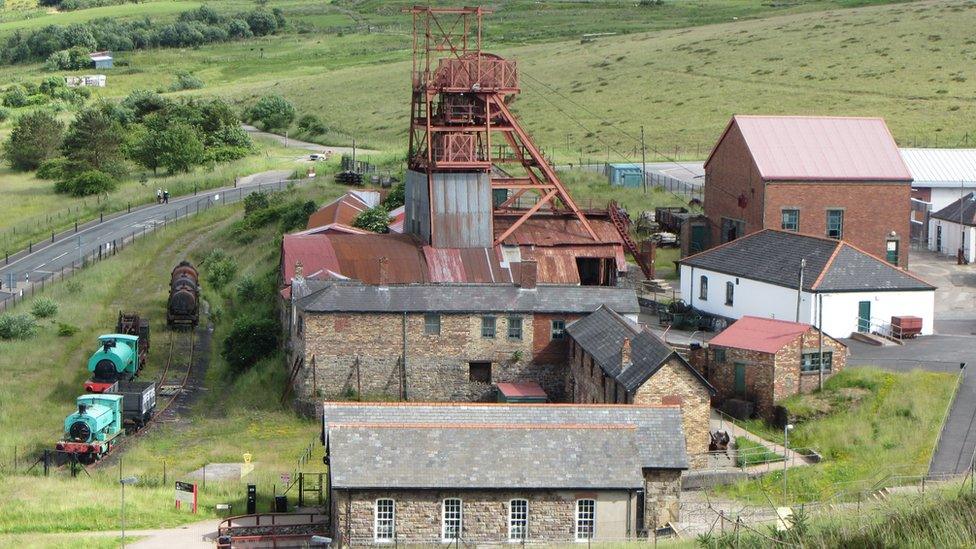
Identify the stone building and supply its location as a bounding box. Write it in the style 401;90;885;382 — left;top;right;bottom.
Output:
288;280;639;404
323;402;690;546
565;306;715;462
703;115;912;267
692;316;848;419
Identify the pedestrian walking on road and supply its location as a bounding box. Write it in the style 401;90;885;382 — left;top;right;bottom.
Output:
163;189;170;204
157;188;163;204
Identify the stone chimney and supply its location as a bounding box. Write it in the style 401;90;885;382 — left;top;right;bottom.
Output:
291;260;308;299
621;337;632;371
518;260;537;289
294;260;304;280
378;256;390;286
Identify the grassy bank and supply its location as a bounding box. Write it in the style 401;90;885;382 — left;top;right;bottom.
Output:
719;367;956;504
0;176;346;535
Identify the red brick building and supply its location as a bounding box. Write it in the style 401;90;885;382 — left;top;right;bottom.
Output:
691;316;847;420
703;115;913;267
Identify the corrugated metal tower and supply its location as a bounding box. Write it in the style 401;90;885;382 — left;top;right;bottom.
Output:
404;6;597;248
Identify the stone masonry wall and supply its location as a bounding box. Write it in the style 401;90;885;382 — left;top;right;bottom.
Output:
297;311;568;403
567;339;627;404
332;488;643;545
707;346;777;418
643;469;681;530
776;329;848;399
633;357;712;465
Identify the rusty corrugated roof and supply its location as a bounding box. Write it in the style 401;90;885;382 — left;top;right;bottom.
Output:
306;191;381;229
424;247;513;284
494;214;623;246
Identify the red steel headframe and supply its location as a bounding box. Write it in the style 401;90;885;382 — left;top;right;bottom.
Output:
404;6;597;246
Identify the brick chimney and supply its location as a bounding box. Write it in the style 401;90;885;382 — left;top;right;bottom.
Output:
291;260;308;300
518;260;537;289
378;256;390;286
294;260;304;280
621;337;632;371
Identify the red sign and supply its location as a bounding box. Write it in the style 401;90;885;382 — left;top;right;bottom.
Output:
175;481;198;513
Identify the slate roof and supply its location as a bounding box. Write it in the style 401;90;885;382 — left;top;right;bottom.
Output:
297;281;641;314
705;115;911;182
566;306;715;394
322;403;690;487
931;192;976;226
678;230;934;292
328;424;645;489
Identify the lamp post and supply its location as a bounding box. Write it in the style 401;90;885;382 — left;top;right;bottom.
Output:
120;476;138;547
783;424;794;505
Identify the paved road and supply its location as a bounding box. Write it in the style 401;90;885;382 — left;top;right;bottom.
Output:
0;170;292;301
243;124;371;155
845;335;976;476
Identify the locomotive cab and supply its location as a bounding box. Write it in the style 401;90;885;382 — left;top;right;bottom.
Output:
85;334;140;392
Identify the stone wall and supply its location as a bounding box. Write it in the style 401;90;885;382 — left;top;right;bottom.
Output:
633;357;712;464
295;311;568;403
643;469;681;530
331;488;642;545
567;339;627;404
706;326;847;419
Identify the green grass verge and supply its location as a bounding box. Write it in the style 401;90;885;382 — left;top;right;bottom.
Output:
0;176;347;535
719;367;956;504
734;437;783;468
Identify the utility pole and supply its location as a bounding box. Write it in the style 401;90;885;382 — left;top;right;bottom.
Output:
783;424;793;505
640;125;648;195
818;293;824;390
795;259;806;323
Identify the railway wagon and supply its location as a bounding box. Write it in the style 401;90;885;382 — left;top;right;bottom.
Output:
108;380;156;430
85;334;143;393
115;311;150;357
57;394;123;464
168;261;200;328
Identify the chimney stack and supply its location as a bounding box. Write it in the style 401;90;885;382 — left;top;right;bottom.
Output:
621;338;632;371
294;260;304;280
378;256;390;286
518;260;537;289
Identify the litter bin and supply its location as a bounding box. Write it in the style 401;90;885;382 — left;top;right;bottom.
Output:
275;495;288;513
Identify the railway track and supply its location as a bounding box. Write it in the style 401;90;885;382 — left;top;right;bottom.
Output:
81;328;197;471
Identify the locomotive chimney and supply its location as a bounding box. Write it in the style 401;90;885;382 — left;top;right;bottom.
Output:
78;404;87;415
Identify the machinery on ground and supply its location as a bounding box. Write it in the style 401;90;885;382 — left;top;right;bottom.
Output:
168;260;200;328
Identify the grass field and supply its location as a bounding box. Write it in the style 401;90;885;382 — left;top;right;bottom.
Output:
0;177;346;536
719;367;957;504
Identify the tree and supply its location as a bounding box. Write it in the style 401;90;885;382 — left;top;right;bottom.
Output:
62;106;127;177
2;110;64;170
352;205;391;233
248;94;295;132
157;123;205;173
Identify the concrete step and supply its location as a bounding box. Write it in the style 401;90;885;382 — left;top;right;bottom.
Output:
850;331;898;346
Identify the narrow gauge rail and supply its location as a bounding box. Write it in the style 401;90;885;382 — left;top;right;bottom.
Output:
84;328;196;470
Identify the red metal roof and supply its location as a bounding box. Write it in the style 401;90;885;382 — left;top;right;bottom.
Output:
424;247;513;284
708;316;811;354
705;115;912;182
496;382;547;399
306;191;380;230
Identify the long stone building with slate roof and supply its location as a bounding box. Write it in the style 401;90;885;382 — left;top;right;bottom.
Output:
322;402;689;545
287;278;640;404
677;229;935;338
565;305;715;462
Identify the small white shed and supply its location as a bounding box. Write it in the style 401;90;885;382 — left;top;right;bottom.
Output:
928;192;976;263
678;230;936;339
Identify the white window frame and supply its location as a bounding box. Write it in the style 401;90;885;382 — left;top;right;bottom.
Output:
508;499;528;542
575;499;595;541
374;498;395;543
442;498;462;542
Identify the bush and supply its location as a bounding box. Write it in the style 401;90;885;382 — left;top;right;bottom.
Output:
1;85;29;108
170;71;204;92
247;94;295;132
56;170;118;196
352;205;390;233
235;275;261;302
204;248;238;289
0;314;38;340
244;191;271;216
36;157;68;180
57;322;79;337
297;114;326;135
31;297;59;318
221;315;279;373
280;200;317;233
0;107;9;122
382;182;405;210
